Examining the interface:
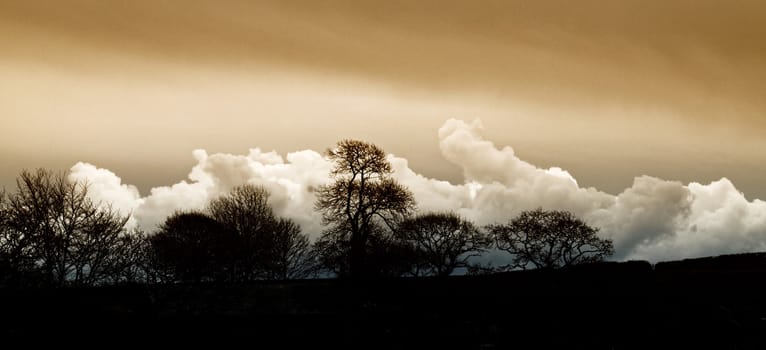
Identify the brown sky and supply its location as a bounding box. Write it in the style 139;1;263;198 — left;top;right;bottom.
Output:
1;0;765;198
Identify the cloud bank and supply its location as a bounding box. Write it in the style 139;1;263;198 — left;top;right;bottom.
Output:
69;119;766;262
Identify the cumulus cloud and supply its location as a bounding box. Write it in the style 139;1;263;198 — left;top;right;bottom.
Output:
69;119;766;262
74;148;333;235
68;163;144;228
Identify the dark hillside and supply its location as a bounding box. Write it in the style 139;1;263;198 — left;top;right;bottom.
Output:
2;257;766;349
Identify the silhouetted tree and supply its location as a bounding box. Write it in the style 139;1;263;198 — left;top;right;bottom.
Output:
105;229;152;284
0;169;130;286
149;211;240;283
488;208;614;270
314;222;416;278
140;230;175;284
208;184;277;280
312;225;351;277
208;184;313;280
366;229;421;278
315;140;416;279
269;218;315;280
0;189;26;286
396;212;491;276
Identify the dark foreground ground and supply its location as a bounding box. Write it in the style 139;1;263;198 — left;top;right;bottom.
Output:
3;254;766;349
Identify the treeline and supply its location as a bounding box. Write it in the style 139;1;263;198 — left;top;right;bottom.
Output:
0;140;614;287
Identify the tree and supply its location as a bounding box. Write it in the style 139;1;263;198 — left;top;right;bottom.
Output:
364;228;421;278
488;208;614;270
314;221;416;278
0;169;130;286
0;189;31;286
312;225;352;277
269;218;315;280
104;229;153;284
208;184;277;280
149;211;240;283
208;184;314;280
314;140;416;279
396;212;491;277
209;185;275;236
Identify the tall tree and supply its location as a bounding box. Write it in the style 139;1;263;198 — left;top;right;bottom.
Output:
0;169;130;286
488;208;614;270
396;212;491;277
315;140;416;279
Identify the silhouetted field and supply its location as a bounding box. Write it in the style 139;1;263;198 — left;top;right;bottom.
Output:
3;254;766;349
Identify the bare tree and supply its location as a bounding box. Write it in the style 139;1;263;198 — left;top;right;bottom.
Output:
208;184;313;280
103;229;153;284
396;212;491;277
0;189;32;285
139;230;176;284
1;169;130;286
312;225;352;277
488;208;614;270
269;218;314;280
315;140;416;279
209;185;275;237
208;184;276;280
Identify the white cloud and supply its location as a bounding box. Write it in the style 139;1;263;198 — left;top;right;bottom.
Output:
68;162;143;228
69;119;766;262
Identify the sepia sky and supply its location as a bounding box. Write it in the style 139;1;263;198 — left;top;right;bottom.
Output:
2;0;766;201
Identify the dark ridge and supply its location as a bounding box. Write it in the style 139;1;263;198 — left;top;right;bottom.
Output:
2;256;766;348
655;252;766;272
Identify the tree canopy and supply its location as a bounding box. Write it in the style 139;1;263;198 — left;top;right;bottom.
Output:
396;212;491;276
0;169;133;286
488;208;613;270
314;140;416;278
146;185;316;282
208;184;277;280
149;211;240;283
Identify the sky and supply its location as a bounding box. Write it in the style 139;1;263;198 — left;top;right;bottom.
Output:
2;1;766;262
